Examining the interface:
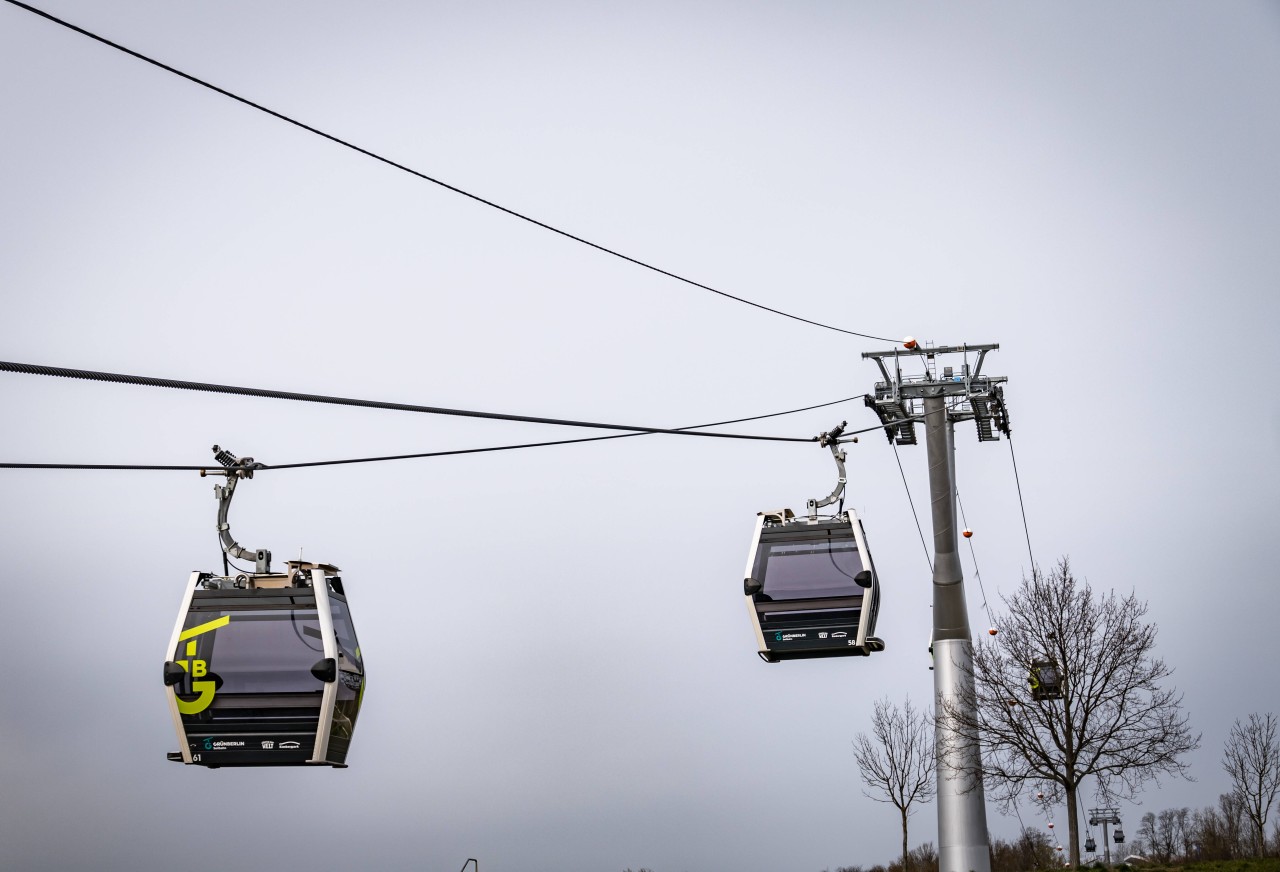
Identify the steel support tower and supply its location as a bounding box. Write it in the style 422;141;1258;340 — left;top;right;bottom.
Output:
1089;807;1123;865
863;342;1009;872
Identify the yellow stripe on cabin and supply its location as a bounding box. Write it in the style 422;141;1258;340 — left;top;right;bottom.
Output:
179;615;231;641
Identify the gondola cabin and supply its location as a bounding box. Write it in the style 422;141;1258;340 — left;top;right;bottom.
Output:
1030;658;1064;701
743;508;882;662
163;561;364;768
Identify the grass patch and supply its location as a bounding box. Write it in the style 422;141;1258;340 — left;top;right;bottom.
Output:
1107;860;1280;872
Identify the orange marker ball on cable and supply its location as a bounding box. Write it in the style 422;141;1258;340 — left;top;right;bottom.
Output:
963;528;973;538
988;628;998;636
904;336;918;349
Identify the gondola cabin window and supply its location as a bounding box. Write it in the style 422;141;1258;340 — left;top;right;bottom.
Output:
180;609;328;695
752;536;866;600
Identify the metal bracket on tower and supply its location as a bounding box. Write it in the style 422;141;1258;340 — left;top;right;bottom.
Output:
806;421;852;520
862;342;1008;443
200;444;271;574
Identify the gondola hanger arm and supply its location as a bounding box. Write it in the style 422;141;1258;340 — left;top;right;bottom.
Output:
200;444;271;574
807;422;856;520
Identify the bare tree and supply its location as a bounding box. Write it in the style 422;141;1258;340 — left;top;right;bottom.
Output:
941;558;1199;868
853;696;937;872
1223;712;1280;857
1138;807;1190;863
1191;793;1251;860
889;842;938;872
990;829;1058;872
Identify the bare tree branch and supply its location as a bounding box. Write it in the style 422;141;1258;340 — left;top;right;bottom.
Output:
1222;712;1280;857
853;697;937;872
940;558;1199;868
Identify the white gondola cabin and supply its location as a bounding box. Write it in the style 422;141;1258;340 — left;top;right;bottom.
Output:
162;445;365;767
743;508;882;662
163;562;364;767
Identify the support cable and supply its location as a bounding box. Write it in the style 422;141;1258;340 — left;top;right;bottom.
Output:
0;359;816;442
0;393;895;472
1007;435;1037;576
1012;800;1030;842
1037;794;1063;855
266;396;880;470
2;0;897;343
955;488;995;629
1077;788;1093;855
891;440;932;573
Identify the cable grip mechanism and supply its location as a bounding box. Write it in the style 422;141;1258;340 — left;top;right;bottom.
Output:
807;422;856;520
199;444;271;574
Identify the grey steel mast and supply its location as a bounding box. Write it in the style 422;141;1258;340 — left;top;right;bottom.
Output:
1089;808;1123;865
863;341;1009;872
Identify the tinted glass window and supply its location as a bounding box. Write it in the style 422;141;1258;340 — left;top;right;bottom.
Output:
1037;664;1061;688
756;538;864;600
181;609;326;694
328;598;364;741
330;598;362;673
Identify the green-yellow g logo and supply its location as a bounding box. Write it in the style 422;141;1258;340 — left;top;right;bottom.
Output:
174;616;229;714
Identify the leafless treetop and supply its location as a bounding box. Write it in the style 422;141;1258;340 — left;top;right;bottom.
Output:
1222;712;1280;856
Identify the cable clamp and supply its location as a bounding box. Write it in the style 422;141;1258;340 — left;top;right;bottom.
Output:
808;421;850;520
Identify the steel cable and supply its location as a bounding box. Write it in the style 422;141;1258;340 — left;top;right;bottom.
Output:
0;373;894;470
2;0;898;343
0;359;814;442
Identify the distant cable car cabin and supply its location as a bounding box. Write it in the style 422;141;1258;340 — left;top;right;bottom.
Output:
1029;658;1063;701
162;446;365;768
743;424;883;662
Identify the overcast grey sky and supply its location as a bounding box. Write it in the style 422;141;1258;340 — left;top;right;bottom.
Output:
2;2;1278;871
